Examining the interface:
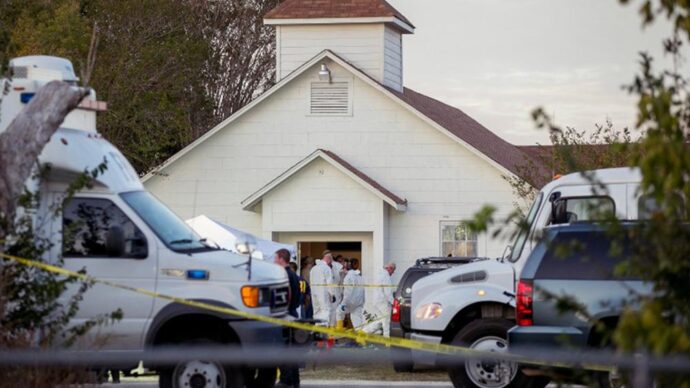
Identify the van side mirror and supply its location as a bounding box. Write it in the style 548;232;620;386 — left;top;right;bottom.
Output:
106;226;126;257
130;234;148;259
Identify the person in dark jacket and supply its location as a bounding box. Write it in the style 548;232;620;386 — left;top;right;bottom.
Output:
289;261;312;319
274;249;300;387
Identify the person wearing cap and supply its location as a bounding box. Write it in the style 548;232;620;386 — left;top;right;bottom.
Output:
309;250;336;326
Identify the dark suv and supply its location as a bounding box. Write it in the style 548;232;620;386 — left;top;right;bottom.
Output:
508;223;651;383
391;256;478;372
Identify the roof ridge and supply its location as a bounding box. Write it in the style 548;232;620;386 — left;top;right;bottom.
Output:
264;0;414;27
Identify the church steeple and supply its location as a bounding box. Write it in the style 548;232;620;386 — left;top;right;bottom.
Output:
264;0;414;92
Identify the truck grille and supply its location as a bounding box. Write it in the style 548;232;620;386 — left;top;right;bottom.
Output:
270;286;289;314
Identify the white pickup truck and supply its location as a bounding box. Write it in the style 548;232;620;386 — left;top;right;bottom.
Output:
409;167;644;388
1;55;288;388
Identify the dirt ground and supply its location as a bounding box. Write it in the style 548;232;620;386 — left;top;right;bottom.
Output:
300;363;449;382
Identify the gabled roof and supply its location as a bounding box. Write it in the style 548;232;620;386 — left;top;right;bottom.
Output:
264;0;414;29
390;87;536;180
241;149;407;211
142;50;532;184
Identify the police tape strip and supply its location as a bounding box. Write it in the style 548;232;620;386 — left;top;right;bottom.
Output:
0;252;610;372
310;283;397;288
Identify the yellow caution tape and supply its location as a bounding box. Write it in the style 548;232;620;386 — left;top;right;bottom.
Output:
311;283;397;288
0;252;610;372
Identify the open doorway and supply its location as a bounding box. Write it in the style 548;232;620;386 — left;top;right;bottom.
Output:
297;241;362;281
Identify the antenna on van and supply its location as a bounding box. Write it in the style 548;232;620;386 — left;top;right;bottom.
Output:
235;236;257;280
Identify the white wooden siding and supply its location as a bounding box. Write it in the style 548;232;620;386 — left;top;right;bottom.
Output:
383;25;403;92
144;60;516;283
278;24;385;83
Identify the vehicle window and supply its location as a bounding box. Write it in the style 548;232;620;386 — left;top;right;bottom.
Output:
121;191;209;252
535;231;638;280
63;198;147;258
508;193;543;262
400;270;440;297
638;194;685;219
440;221;477;257
552;196;615;224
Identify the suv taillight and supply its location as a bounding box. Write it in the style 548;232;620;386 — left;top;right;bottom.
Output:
391;298;401;323
516;280;534;326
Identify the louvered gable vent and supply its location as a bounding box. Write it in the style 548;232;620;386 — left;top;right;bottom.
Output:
310;82;351;115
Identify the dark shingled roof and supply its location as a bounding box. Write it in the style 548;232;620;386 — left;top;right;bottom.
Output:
265;0;414;27
319;149;407;205
389;87;538;178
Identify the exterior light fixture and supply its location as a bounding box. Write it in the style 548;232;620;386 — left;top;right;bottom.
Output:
318;63;331;82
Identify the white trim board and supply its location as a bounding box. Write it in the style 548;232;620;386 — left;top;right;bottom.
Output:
241;149;407;212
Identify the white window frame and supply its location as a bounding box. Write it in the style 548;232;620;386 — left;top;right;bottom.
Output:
306;78;353;117
439;220;478;257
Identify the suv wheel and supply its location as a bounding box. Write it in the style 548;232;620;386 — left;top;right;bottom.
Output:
447;319;548;388
158;339;244;388
392;348;414;373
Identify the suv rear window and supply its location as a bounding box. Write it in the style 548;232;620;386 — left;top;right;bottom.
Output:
535;231;638;280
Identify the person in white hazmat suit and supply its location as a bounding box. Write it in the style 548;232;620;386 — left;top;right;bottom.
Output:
330;256;345;326
364;262;396;337
309;251;336;326
336;258;365;329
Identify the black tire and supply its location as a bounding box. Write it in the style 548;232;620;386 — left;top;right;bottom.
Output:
158;339;244;388
392;347;414;372
242;367;277;388
446;319;549;388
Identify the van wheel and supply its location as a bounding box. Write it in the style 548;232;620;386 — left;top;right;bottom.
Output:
242;367;277;388
158;340;244;388
447;319;548;388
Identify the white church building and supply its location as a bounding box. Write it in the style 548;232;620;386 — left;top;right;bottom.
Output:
142;0;534;281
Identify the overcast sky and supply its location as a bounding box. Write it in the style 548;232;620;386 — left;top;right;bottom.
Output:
388;0;681;145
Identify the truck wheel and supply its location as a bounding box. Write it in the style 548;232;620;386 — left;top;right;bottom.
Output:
242;367;277;388
447;319;548;388
392;348;414;373
158;340;244;388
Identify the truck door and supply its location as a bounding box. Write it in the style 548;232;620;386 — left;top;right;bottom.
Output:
520;183;628;263
58;193;158;350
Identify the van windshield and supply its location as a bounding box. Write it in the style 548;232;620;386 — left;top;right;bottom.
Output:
508;193;543;262
121;191;215;253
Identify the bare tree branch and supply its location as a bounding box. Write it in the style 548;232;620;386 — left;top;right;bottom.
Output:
0;81;89;223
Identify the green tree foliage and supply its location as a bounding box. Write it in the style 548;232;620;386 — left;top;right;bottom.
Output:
611;2;690;384
471;0;690;383
0;0;279;174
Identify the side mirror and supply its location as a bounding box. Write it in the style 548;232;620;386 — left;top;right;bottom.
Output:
551;199;569;225
130;234;148;259
105;226;126;257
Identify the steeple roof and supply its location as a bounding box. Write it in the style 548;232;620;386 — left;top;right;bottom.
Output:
265;0;414;28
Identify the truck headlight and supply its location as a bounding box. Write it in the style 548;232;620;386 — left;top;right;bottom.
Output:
415;303;443;320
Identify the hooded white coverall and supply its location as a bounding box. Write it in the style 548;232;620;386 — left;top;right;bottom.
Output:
329;260;346;325
310;259;335;326
336;269;365;329
365;268;394;337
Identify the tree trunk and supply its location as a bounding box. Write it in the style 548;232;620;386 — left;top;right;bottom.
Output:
0;81;89;230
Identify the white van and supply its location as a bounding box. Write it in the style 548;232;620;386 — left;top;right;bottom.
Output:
409;167;643;388
1;56;287;388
